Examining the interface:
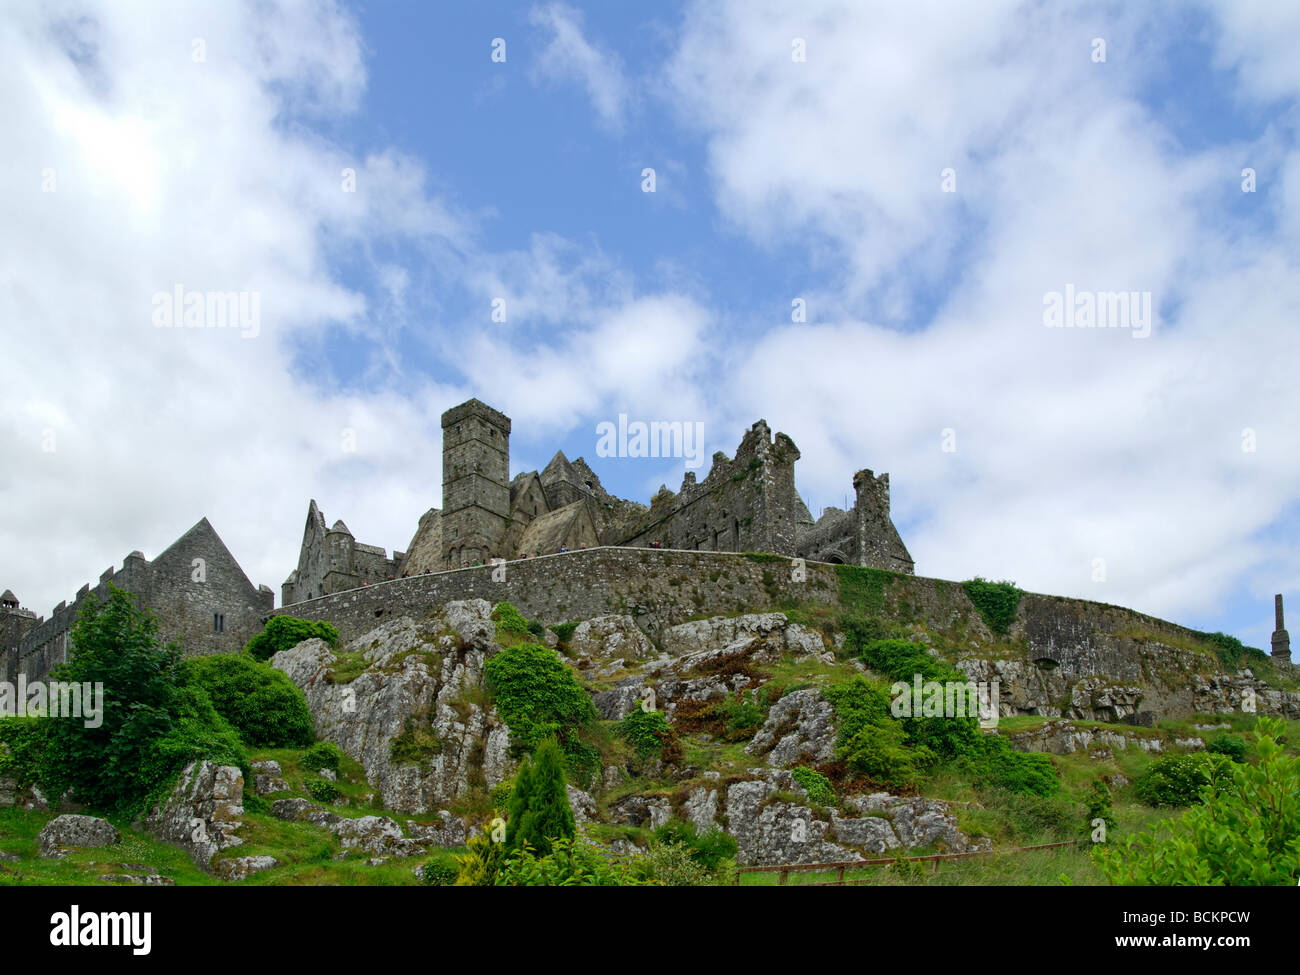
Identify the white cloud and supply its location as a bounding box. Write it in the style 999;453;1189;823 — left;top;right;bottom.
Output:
529;2;630;131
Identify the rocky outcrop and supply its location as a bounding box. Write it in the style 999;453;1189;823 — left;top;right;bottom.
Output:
214;856;278;881
660;613;826;660
138;760;244;869
272;600;516;814
569;615;657;664
1005;720;1203;755
38;814;120;857
745;688;836;767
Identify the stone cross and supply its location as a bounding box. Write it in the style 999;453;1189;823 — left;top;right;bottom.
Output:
1271;593;1291;664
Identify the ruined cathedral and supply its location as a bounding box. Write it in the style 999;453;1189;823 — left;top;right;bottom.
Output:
280;398;913;605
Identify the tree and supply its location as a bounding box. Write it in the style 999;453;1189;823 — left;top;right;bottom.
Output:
505;737;575;856
40;585;245;814
1097;718;1300;885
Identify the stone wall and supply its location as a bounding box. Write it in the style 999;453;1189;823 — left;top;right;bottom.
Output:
11;518;272;683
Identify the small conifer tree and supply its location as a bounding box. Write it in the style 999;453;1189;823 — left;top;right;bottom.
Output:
505;737;575;855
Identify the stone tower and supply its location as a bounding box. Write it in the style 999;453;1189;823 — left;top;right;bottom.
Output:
441;399;511;567
1271;593;1291;665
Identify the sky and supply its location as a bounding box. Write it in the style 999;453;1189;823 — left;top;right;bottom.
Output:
1;0;1297;650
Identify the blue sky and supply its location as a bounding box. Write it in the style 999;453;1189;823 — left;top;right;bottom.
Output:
2;0;1298;651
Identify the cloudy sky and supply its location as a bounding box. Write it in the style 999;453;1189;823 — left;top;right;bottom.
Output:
2;0;1297;648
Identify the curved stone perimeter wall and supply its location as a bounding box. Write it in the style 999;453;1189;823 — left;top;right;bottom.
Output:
271;546;1202;654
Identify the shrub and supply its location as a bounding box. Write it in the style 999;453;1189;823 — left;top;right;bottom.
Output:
455;820;508;886
30;586;247;816
505;738;575;856
184;654;314;747
635;840;717;886
306;778;340;804
791;766;837;807
961;579;1022;636
1082;780;1116;845
617;707;678;762
1135;752;1231;807
245;616;339;663
652;819;738;872
550;621;579;644
301;741;344;773
1198;631;1269;671
497;837;653;886
1207;732;1248;763
822;676;933;789
420;859;459;886
963;735;1059;798
1098;719;1300;885
483;643;596;757
491;602;532;636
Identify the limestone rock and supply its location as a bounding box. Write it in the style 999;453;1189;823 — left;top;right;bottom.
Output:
332;815;424;857
567;786;597;824
254;775;290;795
214;855;278;881
569;615;656;663
745;688;836;766
139;760;244;869
271;601;516;814
38;815;120;858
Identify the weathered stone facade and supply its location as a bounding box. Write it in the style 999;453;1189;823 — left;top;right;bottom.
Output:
281;500;403;605
4;518;273;683
282;397;913;580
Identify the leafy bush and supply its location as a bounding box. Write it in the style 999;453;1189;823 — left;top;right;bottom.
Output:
22;586;247;816
651;819;738;872
454;820;508;886
791;766;837;807
822;676;933;789
505;738;575;856
301;741;344;773
244;616;339;663
184;654;314;747
1135;752;1231;807
483;643;596;757
497;837;653;886
1198;631;1269;671
550;621;579;644
635;840;717;886
306;778;340;804
963;735;1059;797
419;859;459;886
1098;718;1300;885
1207;733;1248;763
1082;780;1116;844
617;707;678;762
961;578;1022;637
491;602;532;636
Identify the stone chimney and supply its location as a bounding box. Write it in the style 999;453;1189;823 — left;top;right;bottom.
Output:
1271;594;1291;665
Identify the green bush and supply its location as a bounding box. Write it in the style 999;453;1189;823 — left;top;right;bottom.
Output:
963;735;1059;797
1135;752;1231;807
550;621;579;644
617;707;676;761
1198;631;1269;671
791;766;837;807
822;676;934;789
497;836;653;886
961;578;1022;636
1082;780;1117;844
184;654;314;747
651;819;738;872
301;741;344;773
306;778;340;804
1207;732;1248;763
420;859;459;886
491;602;532;636
19;586;247;816
245;616;339;663
636;840;718;885
483;643;596;757
505;738;576;856
1098;718;1300;885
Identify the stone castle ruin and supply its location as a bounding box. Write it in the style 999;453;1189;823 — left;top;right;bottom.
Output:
3;518;273;683
281;398;914;605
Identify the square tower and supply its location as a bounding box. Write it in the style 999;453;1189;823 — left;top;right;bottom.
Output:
441;399;511;566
